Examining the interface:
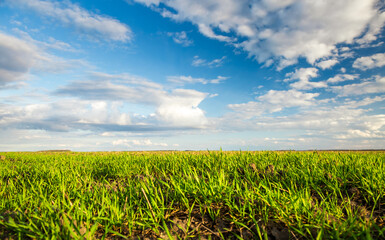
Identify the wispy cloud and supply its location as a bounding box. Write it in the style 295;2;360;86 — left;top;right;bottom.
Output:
112;139;168;147
167;31;193;46
0;32;39;85
7;0;132;42
167;75;228;85
12;28;77;52
0;31;90;86
192;56;226;68
197;23;236;43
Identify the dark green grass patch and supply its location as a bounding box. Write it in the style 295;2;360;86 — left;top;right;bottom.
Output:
0;151;384;239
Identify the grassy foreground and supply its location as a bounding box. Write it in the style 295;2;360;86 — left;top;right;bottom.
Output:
0;151;384;239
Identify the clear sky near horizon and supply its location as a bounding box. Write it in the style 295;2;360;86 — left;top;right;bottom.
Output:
0;0;384;151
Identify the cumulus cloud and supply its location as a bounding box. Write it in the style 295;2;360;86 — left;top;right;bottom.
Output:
331;75;385;96
316;59;339;70
167;31;193;46
192;56;226;68
156;89;208;127
7;0;132;42
133;0;384;67
327;74;359;84
228;89;319;117
258;90;319;108
344;96;385;108
55;72;209;128
284;68;327;90
356;11;385;44
167;75;228;85
336;129;384;139
223;96;385;145
353;53;385;70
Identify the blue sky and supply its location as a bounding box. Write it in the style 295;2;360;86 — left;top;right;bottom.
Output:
0;0;384;151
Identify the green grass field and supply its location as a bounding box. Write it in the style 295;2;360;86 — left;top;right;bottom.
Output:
0;151;384;239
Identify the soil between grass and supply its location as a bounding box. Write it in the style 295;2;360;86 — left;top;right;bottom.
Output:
0;151;384;239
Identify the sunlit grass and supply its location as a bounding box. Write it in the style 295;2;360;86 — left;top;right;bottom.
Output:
0;151;384;239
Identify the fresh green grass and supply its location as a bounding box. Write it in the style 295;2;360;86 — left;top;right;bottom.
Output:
0;151;384;239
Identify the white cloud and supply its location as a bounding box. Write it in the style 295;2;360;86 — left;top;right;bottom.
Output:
258;90;319;108
10;19;22;26
192;56;226;68
285;68;318;82
133;0;384;67
316;59;339;69
132;0;161;7
56;73;210;128
353;53;385;70
0;99;132;131
167;75;207;85
197;24;235;42
90;72;163;89
344;96;385;108
331;75;385;96
167;75;228;85
0;64;211;131
210;76;228;84
335;129;384;139
228;89;319;117
0;31;89;83
33;57;88;74
285;68;327;90
13;28;77;52
0;32;40;85
112;139;168;147
327;74;359;84
356;11;385;45
56;73;166;107
78;101;131;125
227;101;265;118
223;97;385;145
156;89;208;127
191;56;205;67
101;132;115;137
1;90;208;132
7;0;132;42
167;31;193;46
